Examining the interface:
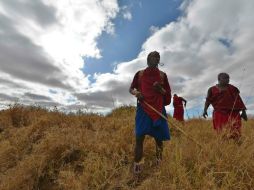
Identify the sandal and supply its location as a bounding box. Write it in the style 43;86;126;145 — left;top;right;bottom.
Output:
133;162;141;174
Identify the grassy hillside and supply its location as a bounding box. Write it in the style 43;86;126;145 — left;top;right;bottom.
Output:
0;104;254;190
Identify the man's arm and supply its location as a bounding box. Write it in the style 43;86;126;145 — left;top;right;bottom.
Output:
129;72;143;100
203;88;212;118
231;85;248;121
129;87;143;100
162;73;171;105
241;109;248;121
181;98;187;107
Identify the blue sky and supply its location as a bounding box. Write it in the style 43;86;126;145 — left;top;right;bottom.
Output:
83;0;183;77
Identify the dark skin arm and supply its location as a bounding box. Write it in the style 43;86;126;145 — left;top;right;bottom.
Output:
130;82;166;100
129;87;143;100
129;71;144;101
241;109;248;121
203;88;212;118
231;87;248;121
182;98;187;107
233;88;248;121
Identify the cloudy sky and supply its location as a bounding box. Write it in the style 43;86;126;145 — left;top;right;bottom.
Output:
0;0;253;117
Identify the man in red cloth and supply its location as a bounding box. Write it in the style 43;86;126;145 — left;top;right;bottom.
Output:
129;51;171;174
203;73;247;140
173;94;187;121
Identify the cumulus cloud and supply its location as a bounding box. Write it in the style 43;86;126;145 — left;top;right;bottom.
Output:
0;0;119;110
80;0;254;115
149;26;160;34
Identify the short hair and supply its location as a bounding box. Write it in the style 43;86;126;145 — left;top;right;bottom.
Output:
218;72;229;80
147;51;160;63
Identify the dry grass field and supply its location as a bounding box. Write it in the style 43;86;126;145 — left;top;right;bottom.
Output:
0;104;254;190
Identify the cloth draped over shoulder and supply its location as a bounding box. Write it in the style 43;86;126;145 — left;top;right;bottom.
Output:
206;84;246;112
173;96;184;108
207;84;246;138
130;67;171;121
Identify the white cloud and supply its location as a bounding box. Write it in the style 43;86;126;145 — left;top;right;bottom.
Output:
0;0;119;110
121;5;132;21
78;0;254;116
123;11;132;20
149;25;160;34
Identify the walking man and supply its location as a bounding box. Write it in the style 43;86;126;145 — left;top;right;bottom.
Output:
173;94;187;121
129;51;171;174
203;73;247;140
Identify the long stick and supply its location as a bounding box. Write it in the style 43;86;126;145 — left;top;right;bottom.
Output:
229;68;246;119
143;100;203;148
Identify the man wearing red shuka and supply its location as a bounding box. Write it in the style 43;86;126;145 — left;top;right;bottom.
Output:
173;94;187;121
129;51;171;174
203;73;247;140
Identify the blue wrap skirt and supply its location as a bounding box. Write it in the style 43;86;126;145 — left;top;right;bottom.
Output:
135;103;170;141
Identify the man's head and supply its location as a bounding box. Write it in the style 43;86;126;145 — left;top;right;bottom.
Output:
218;72;230;86
174;94;177;97
147;51;160;67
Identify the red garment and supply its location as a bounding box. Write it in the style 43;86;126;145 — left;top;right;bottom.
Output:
173;107;184;121
130;67;171;121
213;110;241;138
207;84;246;111
207;84;246;138
173;96;184;121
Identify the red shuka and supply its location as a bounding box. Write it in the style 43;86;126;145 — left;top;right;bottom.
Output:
207;84;246;137
130;67;171;121
173;96;184;121
207;84;246;111
213;111;241;138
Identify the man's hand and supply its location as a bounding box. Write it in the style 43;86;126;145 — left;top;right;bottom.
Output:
241;110;248;121
135;91;144;101
132;89;143;101
203;110;208;119
153;82;166;94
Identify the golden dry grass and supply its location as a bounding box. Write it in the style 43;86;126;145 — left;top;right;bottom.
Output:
0;104;254;190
